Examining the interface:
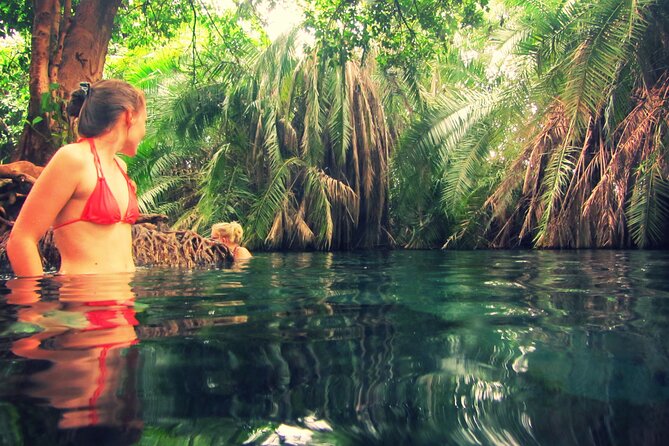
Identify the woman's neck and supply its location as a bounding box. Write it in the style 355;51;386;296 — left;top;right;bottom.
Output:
89;129;125;163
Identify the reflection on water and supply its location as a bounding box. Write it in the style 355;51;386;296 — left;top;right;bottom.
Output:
2;274;142;444
1;250;669;445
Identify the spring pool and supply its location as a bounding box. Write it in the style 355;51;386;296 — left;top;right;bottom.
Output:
1;250;669;445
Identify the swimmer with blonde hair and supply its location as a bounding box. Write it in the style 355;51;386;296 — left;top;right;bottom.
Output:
211;221;252;260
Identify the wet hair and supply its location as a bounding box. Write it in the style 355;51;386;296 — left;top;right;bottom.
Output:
211;222;244;243
67;79;145;138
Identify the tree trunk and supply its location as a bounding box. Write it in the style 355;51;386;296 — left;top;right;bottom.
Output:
57;0;121;95
15;0;57;167
13;0;122;166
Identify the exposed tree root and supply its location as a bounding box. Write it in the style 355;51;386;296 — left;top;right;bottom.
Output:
132;222;232;268
0;222;232;274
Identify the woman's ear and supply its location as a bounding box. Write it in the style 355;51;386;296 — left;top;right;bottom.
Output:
125;109;135;126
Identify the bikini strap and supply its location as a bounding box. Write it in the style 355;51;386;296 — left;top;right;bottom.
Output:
114;158;130;181
87;138;104;179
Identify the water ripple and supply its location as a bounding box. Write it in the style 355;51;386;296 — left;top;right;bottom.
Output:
1;250;669;445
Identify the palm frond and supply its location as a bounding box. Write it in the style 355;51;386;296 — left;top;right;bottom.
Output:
247;157;303;247
627;157;669;247
138;176;189;214
534;121;579;246
325;63;352;166
441;122;500;211
299;53;325;164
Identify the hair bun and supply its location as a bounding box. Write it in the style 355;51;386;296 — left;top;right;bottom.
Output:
66;89;87;118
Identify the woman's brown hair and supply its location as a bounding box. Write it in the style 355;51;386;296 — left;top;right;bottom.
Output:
67;79;145;138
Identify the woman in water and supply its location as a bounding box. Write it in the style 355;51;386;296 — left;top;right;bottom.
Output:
7;80;146;276
211;221;252;260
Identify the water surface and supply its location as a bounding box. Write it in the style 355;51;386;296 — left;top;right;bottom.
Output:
1;250;669;445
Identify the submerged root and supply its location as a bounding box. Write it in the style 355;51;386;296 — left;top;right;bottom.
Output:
0;221;232;273
132;222;232;268
136;315;248;339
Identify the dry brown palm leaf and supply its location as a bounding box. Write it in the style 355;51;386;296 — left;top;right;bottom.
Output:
265;200;289;249
317;169;359;222
309;59;391;249
350;62;391;246
546;117;598;247
486;144;532;218
278;117;299;155
519;193;545;242
569;132;607;240
292;202;316;248
358;100;375;201
491;205;521;248
253;112;264;161
582;78;669;246
483;102;574;247
299;53;322;159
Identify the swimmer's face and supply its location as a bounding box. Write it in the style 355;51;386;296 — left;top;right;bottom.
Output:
121;105;147;157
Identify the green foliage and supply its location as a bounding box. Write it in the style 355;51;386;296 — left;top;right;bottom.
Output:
119;17;393;250
626;132;669;248
0;32;29;161
391;0;669;249
388;5;526;248
136;419;278;445
113;0;202;49
0;0;32;37
1;0;199;47
109;10;262;224
112;12;262;230
136;417;355;445
627;161;667;248
303;0;489;71
8;0;669;250
510;0;669;248
0;403;23;445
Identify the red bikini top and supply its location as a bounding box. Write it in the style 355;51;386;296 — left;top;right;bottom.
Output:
53;138;140;230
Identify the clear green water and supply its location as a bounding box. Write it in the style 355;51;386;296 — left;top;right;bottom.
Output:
1;250;669;445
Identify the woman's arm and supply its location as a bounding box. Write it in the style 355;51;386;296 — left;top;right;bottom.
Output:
7;146;84;277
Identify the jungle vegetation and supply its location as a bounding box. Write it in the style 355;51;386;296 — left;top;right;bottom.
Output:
1;0;668;250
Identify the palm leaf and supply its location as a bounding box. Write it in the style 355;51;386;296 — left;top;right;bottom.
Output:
247;157;303;247
627;158;669;247
441;122;501;211
138;176;188;214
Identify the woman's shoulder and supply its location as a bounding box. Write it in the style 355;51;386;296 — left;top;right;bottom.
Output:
235;246;252;259
42;142;89;174
52;141;91;165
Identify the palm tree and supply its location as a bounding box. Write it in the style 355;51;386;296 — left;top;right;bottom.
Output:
122;28;393;251
396;0;669;249
229;34;393;250
390;34;526;248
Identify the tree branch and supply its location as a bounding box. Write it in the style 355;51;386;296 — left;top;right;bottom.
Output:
393;0;416;39
191;0;197;85
51;0;72;86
